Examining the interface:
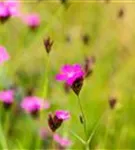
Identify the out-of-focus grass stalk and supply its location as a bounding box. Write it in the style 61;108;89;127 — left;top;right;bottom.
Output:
35;56;50;149
0;112;8;150
4;110;10;138
103;110;112;148
0;122;8;150
35;54;50;149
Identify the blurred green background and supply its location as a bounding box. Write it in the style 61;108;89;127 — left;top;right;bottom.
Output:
1;0;135;149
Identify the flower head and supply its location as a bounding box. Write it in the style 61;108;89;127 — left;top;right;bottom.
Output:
53;134;72;148
23;13;40;29
21;96;50;115
55;110;70;120
48;110;70;132
0;90;14;108
56;64;84;86
0;2;10;23
5;0;20;17
39;128;51;140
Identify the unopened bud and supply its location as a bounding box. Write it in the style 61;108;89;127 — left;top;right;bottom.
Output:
43;37;53;54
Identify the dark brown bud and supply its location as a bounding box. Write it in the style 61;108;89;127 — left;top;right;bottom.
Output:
31;109;39;118
48;113;63;132
71;77;84;96
82;34;90;45
48;114;55;132
43;37;53;54
26;87;35;96
118;8;124;18
84;56;95;78
0;15;10;24
79;115;84;124
60;0;68;5
3;102;12;109
109;96;117;109
53;116;63;130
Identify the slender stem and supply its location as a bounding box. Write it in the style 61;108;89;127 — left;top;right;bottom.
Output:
42;55;50;99
77;96;87;140
52;133;56;150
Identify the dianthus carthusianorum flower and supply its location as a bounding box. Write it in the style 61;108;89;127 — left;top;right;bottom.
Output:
21;96;50;116
0;0;20;22
48;110;70;132
53;133;72;148
55;110;70;120
23;13;40;29
0;46;10;64
5;0;20;17
56;64;84;86
0;2;10;23
0;90;14;108
56;64;85;95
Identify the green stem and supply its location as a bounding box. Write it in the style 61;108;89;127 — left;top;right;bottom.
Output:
42;55;50;99
4;111;10;138
0;117;8;150
77;96;87;140
37;55;50;149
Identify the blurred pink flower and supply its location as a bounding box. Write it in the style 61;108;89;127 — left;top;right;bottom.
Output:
21;96;50;113
23;13;40;29
56;64;84;85
0;2;10;22
55;110;70;121
5;0;20;17
53;134;72;147
39;128;51;139
0;90;14;104
0;46;10;64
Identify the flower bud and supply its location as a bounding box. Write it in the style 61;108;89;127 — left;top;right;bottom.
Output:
43;37;53;54
71;77;84;96
109;96;117;109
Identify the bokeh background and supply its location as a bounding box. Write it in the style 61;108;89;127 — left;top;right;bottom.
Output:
1;0;135;149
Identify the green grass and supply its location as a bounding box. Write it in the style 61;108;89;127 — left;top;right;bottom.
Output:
0;0;135;149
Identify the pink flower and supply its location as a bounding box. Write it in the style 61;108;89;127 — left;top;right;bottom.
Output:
53;134;72;147
39;128;51;139
48;110;70;132
55;110;70;120
56;64;84;85
0;46;10;65
21;96;50;113
0;90;14;104
5;0;20;17
0;2;10;22
23;13;40;29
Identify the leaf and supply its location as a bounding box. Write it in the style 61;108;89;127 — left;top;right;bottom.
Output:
69;130;86;145
87;110;107;144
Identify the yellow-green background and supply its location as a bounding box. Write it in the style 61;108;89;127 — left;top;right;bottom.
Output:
0;0;135;149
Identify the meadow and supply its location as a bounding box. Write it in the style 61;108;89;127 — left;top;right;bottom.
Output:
0;0;135;149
